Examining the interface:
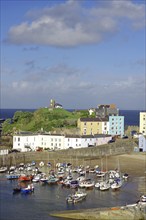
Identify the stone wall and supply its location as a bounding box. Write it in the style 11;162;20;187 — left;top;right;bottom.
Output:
0;139;137;167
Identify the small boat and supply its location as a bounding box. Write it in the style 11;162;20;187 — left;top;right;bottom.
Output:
39;161;44;167
66;191;87;203
122;173;129;180
21;184;34;194
18;174;33;182
32;174;41;182
84;180;95;189
47;175;59;184
70;180;79;189
13;187;21;194
137;195;146;206
111;178;123;190
99;182;110;191
96;171;106;177
79;178;94;189
0;167;7;173
6;174;20;180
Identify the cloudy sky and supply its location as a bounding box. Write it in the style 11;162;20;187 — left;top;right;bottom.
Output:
1;0;145;110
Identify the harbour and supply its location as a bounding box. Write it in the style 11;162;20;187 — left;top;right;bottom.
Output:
0;152;146;220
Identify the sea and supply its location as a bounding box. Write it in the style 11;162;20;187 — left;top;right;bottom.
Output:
0;109;145;220
0;109;144;126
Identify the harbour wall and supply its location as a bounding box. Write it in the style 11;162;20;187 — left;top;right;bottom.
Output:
0;139;137;167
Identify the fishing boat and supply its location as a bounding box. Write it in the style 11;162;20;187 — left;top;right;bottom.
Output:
66;190;87;203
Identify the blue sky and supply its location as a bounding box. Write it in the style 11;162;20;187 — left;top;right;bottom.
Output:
1;0;145;110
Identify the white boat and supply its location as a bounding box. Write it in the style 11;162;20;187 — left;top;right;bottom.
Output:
66;190;87;203
100;181;110;191
79;178;94;188
122;173;129;180
96;171;106;177
39;161;44;167
0;166;7;173
138;195;146;206
111;179;123;189
32;174;41;182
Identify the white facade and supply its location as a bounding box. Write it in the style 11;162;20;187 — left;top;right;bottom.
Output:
64;136;82;149
0;149;9;155
13;133;112;152
94;135;112;146
102;121;109;134
139;112;146;135
139;134;146;152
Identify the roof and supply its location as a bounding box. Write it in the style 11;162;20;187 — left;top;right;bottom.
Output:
94;134;112;138
55;103;62;107
79;117;108;122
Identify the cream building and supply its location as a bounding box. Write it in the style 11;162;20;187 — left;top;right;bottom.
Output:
139;112;146;135
77;118;108;135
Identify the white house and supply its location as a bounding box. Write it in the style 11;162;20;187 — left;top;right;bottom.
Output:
139;134;146;152
88;108;95;116
64;135;82;149
13;133;112;152
94;134;112;146
102;121;109;134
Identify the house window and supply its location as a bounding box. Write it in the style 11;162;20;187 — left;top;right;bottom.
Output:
84;122;86;126
59;139;61;142
76;139;78;142
51;143;53;146
18;138;20;142
91;123;92;125
51;138;53;141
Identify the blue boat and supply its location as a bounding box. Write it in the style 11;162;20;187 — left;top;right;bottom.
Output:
21;184;34;194
70;180;79;188
6;174;20;180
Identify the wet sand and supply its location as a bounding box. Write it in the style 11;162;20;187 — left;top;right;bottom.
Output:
88;153;146;177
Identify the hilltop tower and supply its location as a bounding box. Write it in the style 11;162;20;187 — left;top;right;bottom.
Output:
49;99;55;109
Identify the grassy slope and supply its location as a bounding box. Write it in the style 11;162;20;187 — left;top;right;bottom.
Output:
2;108;89;135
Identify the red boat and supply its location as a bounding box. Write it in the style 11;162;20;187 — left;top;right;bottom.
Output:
18;174;33;182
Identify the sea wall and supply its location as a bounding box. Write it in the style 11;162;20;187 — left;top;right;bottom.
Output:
0;139;137;167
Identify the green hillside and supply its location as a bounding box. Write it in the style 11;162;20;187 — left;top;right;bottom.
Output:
2;108;89;135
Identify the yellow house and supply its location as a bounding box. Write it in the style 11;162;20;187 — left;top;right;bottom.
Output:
77;118;108;135
139;112;146;135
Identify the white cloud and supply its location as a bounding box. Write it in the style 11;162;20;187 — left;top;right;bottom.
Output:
6;0;145;47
